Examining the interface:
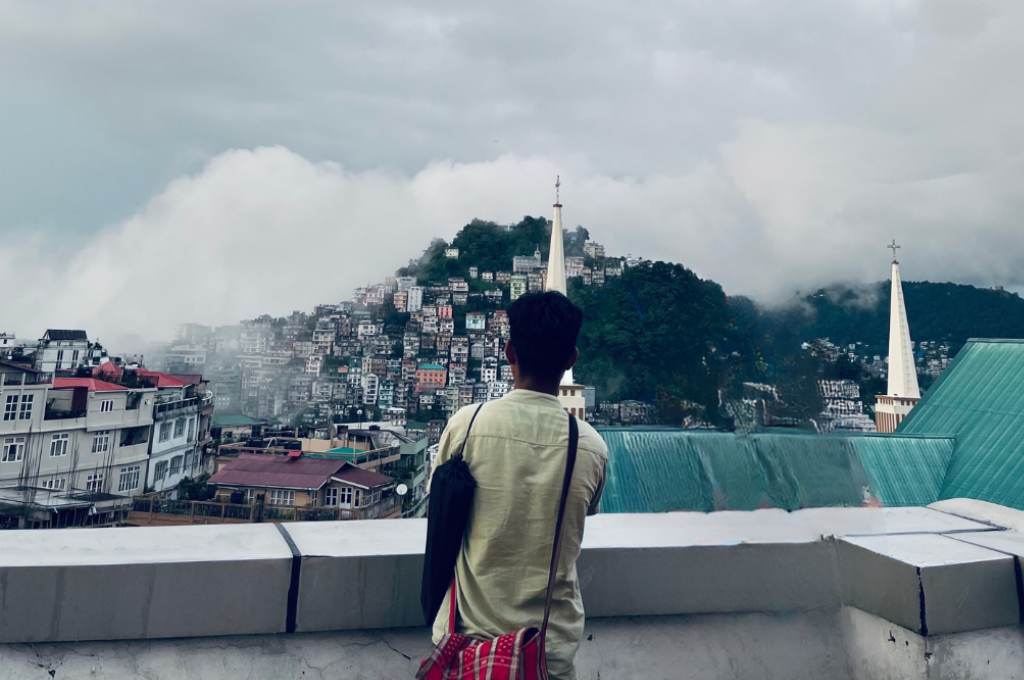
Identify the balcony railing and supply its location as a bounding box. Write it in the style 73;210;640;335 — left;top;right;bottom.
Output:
43;405;86;420
155;396;200;416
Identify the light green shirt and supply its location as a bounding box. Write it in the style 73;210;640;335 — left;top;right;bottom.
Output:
430;389;608;680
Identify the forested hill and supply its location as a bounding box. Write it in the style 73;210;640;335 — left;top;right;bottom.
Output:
399;216;1024;425
783;281;1024;355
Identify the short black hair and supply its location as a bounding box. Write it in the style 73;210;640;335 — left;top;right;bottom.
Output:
506;292;583;381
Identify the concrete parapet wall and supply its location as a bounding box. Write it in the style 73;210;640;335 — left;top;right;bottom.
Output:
0;503;1023;679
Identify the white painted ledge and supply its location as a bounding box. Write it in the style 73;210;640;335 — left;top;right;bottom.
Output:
0;505;1018;647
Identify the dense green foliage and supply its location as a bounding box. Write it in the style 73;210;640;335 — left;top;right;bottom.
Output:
400;217;589;284
572;261;734;424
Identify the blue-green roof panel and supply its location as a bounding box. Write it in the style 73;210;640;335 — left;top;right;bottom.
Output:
898;339;1024;509
596;429;955;514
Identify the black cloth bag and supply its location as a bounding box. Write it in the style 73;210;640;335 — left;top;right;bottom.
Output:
420;403;485;624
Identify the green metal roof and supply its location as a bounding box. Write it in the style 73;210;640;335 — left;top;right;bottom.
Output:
898;339;1024;509
418;363;445;371
596;429;955;514
212;413;264;428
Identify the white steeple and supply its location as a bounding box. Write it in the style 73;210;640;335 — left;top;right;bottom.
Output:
545;176;575;387
545;176;567;296
885;240;920;399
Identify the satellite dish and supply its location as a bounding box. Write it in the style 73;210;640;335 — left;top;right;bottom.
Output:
396;483;409;497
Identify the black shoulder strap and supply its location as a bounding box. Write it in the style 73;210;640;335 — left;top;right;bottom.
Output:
452;402;485;460
540;413;578;639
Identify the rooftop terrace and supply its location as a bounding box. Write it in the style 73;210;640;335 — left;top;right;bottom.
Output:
1;499;1023;679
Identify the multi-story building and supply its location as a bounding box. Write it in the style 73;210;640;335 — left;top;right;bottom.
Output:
509;274;528;301
415;363;447;394
0;362;158;528
407;286;424;312
583;240;605;259
566;256;585;278
141;370;210;494
513;248;542;273
33;329;107;375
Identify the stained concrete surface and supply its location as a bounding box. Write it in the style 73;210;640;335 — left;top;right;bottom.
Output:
0;611;851;680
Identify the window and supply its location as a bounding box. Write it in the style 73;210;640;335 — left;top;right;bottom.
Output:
4;395;18;421
40;478;66;491
72;350;80;364
56;349;65;365
187;418;195;442
91;431;111;454
174;418;185;437
353;489;364;508
2;436;25;463
118;465;141;493
184;451;194;471
154;460;168;480
339;486;353;506
19;394;33;420
100;399;114;413
269;489;295;506
325;487;338;506
86;472;104;492
159;421;172;442
49;433;69;457
169;456;183;476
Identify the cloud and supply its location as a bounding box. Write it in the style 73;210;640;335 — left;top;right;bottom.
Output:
3;1;1024;346
4;134;1024;349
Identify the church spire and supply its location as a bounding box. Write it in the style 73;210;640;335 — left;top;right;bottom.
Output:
545;175;567;296
545;175;574;386
875;240;921;432
885;241;919;399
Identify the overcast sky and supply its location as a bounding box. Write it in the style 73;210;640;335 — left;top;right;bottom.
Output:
2;0;1023;346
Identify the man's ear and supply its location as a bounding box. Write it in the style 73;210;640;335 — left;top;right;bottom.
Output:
505;340;517;365
565;347;579;370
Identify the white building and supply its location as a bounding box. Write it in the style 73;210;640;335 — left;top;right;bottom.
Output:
34;329;106;375
144;372;208;495
361;374;379;405
406;286;424;313
1;363;158;527
513;249;543;274
509;274;528;301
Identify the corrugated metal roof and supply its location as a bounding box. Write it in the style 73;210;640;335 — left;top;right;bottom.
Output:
596;429;954;514
898;339;1024;509
209;454;344;490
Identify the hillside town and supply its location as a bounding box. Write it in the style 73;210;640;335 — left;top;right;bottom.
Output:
0;189;952;530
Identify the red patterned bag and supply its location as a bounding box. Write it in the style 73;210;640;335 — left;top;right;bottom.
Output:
416;414;579;680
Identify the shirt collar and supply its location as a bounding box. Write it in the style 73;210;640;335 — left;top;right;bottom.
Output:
502;388;563;407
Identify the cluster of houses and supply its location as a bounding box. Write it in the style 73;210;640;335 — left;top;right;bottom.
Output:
0;329;432;529
158;237;626;434
0;330;213;529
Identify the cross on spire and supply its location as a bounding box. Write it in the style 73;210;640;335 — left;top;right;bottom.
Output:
887;239;901;262
554;175;561;206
